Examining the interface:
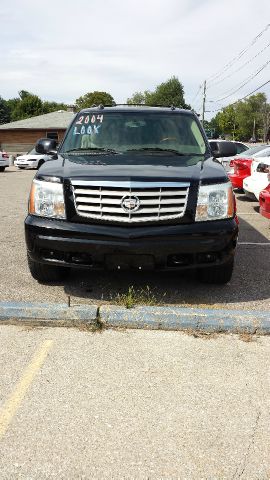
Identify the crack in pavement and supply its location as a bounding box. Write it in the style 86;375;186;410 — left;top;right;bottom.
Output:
232;410;261;479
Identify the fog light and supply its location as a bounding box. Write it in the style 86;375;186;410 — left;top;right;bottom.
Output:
168;254;192;267
70;253;93;265
197;253;217;264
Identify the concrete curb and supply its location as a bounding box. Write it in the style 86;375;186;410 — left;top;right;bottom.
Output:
0;302;98;327
0;301;269;334
100;305;270;334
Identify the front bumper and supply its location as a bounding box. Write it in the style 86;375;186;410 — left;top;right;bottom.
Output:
243;176;269;201
15;160;37;169
25;216;238;271
259;188;270;219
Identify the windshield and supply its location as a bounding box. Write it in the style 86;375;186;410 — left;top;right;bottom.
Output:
253;147;270;158
61;112;207;156
27;147;37;155
236;145;267;157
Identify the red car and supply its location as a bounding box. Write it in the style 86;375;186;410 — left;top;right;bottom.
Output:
228;158;253;190
259;183;270;219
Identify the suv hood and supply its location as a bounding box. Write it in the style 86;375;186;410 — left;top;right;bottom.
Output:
37;153;228;185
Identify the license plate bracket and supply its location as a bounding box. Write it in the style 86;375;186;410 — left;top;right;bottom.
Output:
105;254;154;270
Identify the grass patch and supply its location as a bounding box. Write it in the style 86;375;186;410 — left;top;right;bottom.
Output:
113;285;165;309
238;332;257;343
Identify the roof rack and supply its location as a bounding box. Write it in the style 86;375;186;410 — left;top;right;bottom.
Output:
89;103;180;110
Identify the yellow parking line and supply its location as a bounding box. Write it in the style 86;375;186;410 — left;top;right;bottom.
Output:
0;339;53;439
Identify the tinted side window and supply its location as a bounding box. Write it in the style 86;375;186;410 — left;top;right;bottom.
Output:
235;142;247;154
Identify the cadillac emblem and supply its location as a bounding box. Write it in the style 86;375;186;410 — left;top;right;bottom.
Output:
121;195;140;213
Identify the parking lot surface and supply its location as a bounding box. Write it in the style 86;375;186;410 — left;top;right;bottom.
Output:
0;167;269;310
0;325;270;479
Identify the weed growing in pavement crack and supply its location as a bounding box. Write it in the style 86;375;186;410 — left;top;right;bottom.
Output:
92;307;104;332
112;285;166;309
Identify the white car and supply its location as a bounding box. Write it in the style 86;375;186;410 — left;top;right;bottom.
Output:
228;145;270;174
14;147;52;170
0;150;9;172
243;157;270;200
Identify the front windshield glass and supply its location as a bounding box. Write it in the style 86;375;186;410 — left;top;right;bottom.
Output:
254;147;270;158
61;112;207;156
237;145;267;157
27;147;37;155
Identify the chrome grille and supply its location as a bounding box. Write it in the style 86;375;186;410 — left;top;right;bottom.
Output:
71;180;190;223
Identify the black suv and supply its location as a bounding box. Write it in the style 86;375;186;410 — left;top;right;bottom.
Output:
25;106;238;284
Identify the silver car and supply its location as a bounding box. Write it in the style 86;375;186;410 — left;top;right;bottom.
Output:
0;150;9;172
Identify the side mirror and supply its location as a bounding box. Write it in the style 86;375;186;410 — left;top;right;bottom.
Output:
35;138;57;155
210;141;237;158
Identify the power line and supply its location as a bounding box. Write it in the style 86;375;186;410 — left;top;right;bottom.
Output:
207;41;270;89
206;79;270;113
206;24;270;83
190;85;203;106
209;59;270;102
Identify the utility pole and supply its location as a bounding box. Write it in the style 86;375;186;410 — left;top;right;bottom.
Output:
202;80;206;128
252;118;256;141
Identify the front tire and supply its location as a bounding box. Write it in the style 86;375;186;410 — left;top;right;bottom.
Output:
198;257;234;285
0;167;5;172
27;254;70;282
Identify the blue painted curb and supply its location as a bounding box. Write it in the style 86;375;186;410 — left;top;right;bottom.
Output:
0;302;98;325
0;301;269;333
100;306;270;334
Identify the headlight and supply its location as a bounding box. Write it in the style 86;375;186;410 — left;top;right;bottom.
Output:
29;179;66;219
195;182;234;221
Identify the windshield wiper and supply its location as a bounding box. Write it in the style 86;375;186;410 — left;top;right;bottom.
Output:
128;148;206;156
126;148;188;156
65;147;120;154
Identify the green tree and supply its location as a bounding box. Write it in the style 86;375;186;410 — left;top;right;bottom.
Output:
208;117;221;138
75;91;114;110
11;92;43;121
2;91;70;123
42;101;68;114
0;96;10;124
210;93;270;141
127;91;146;105
235;93;267;141
203;119;221;139
261;101;270;142
215;105;238;139
6;97;20;121
147;77;190;108
18;91;67;115
127;77;190;109
18;90;32;100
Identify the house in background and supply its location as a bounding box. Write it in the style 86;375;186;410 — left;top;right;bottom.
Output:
0;108;75;155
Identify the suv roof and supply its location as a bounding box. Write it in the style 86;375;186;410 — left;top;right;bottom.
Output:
79;105;194;115
209;139;247;144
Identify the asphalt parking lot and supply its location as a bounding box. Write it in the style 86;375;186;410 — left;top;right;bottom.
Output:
1;326;270;479
1;167;270;479
0;167;269;310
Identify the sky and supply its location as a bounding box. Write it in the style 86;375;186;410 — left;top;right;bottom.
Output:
0;0;269;119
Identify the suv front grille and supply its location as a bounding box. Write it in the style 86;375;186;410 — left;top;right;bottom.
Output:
71;180;190;224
